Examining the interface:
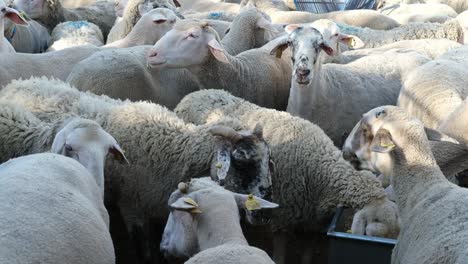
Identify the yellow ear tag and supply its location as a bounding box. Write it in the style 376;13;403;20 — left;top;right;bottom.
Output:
184;197;199;207
347;38;356;48
245;194;261;211
190;208;203;214
380;142;395;148
346;229;352;234
215;162;222;169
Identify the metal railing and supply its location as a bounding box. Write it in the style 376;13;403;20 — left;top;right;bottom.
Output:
294;0;375;13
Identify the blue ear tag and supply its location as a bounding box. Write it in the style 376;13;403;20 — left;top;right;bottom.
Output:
209;12;222;19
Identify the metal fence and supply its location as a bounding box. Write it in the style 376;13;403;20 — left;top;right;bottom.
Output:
294;0;375;13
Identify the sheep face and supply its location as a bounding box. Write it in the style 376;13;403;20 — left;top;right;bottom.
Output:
51;118;128;189
147;20;228;68
342;106;397;177
140;8;178;42
0;0;28;26
161;187;278;260
209;124;274;201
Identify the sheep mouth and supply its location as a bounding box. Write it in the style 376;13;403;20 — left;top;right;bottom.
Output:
146;59;167;68
295;78;310;85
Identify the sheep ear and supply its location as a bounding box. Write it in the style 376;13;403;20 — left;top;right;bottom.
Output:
51;128;67;155
213;145;231;183
171;196;203;214
424;127;459;144
234;194;279;211
109;142;130;164
370;128;395;153
172;0;181;7
270;37;289;58
256;16;281;40
209;125;242;142
208;39;229;64
319;41;335;56
284;24;301;34
253;123;264;140
339;34;364;49
5;7;29;25
152;14;168;24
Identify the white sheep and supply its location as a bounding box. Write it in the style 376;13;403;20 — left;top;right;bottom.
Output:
342;101;468;187
272;23;429;146
241;0;400;30
104;7;179;48
4;16;51;53
106;0;179;44
68;9;282;109
0;76;276;263
332;39;461;64
184;10;238;22
0;113;127;263
14;0;116;37
177;0;240;14
0;0;28;53
161;178;277;263
0;45;100;88
376;0;468;14
397;50;468;130
147;19;292;110
174;89;400;263
355;106;468;264
46;20;104;52
338;10;468;48
379;3;457;24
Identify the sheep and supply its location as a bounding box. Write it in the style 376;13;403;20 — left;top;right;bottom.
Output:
61;0;114;8
0;45;100;88
106;0;179;44
216;7;281;55
173;89;400;262
342;102;468;187
0;76;275;263
5;17;51;53
0;153;116;264
376;0;468;14
184;10;238;22
0;113;128;264
104;8;179;48
241;0;400;30
0;0;28;53
161;178;277;263
67;9;281;109
379;3;457;24
338;10;468;48
46;21;104;51
397;57;468;130
331;39;461;64
177;0;241;14
14;0;116;38
354;106;468;264
147;19;292;110
271;23;429;146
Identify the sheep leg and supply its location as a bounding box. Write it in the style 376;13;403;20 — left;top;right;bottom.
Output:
273;230;288;264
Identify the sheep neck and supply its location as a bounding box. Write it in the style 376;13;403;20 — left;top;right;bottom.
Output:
286;51;325;120
188;53;245;98
390;142;447;215
221;15;256;55
196;200;248;250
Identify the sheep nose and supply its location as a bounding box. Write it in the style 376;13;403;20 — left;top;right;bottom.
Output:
296;68;310;77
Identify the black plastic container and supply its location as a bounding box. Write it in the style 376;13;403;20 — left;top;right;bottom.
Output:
327;207;397;264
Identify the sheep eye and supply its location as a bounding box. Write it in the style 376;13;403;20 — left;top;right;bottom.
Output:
334;33;339;36
188;33;198;38
64;144;73;152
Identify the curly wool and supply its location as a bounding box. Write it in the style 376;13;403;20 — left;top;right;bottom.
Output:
337;19;463;48
47;21;104;52
174;89;387;230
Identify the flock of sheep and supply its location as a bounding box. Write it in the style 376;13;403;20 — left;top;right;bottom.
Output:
1;0;468;263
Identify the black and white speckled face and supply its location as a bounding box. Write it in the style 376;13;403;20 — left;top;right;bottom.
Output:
210;125;274;201
286;26;334;85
